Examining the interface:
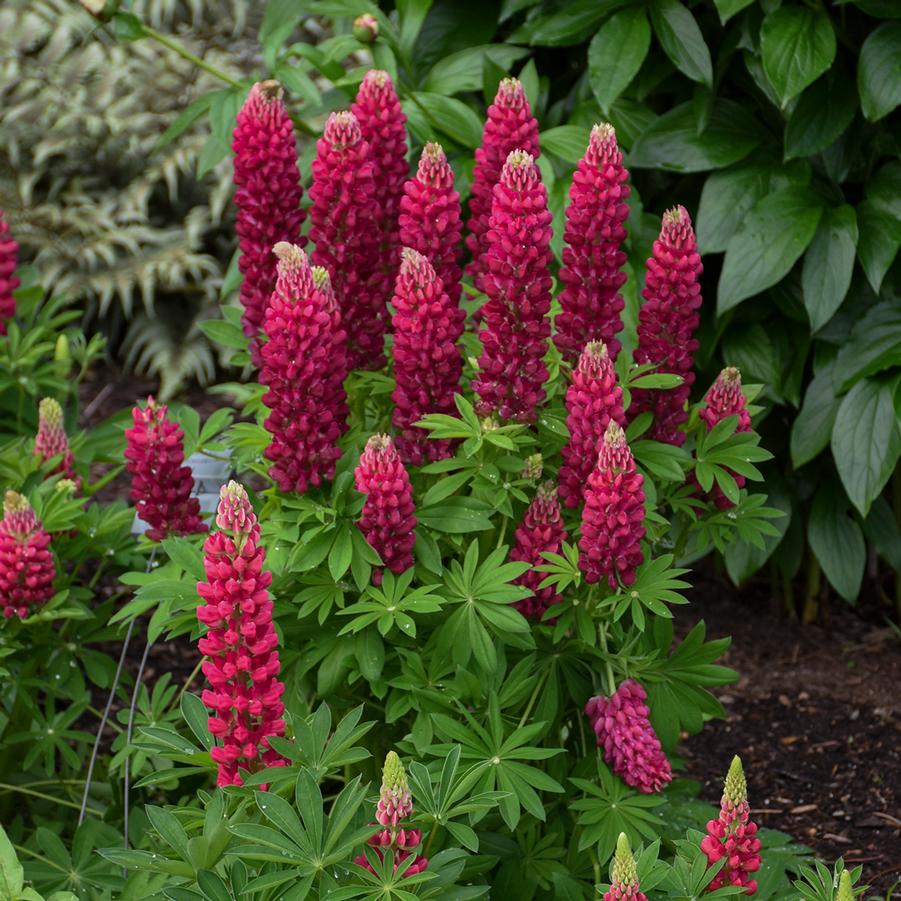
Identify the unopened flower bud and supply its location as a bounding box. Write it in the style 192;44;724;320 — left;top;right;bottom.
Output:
353;13;379;42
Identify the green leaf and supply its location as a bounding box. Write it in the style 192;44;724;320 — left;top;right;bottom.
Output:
588;8;651;114
713;0;754;24
508;0;631;46
831;378;901;518
717;188;823;314
411;93;484;148
154;94;214;151
649;0;712;87
858;22;901;122
628;100;762;173
0;825;24;898
784;68;857;160
857;201;901;294
790;364;839;468
539;126;588;164
801;205;858;332
113;11;146;41
181;692;212;751
696;164;770;254
424;45;530;94
833;301;901;392
417;497;495;533
808;484;865;602
760;8;836;106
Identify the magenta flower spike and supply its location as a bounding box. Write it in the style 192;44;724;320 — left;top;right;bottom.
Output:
554;124;630;364
0;491;56;619
197;482;287;787
558;341;626;509
604;833;649;901
585;679;672;794
399;142;463;307
309;111;385;370
232;81;305;362
260;243;348;495
578;422;645;588
354;435;417;584
124;397;208;542
465;78;540;290
0;210;19;334
34;398;78;484
390;248;465;465
629;205;703;446
701;756;762;894
472;150;553;423
510;482;568;622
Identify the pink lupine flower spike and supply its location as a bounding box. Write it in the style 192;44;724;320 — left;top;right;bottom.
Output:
0;210;19;333
34;398;78;484
0;491;56;619
604;833;649;901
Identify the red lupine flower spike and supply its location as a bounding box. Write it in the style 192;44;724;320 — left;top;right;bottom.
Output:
629;205;703;446
399;142;464;307
34;398;78;484
197;481;287;787
124;397;208;542
472;149;553;423
232;81;305;363
390;248;465;465
355;751;428;878
352;70;409;309
701;756;762;894
0;491;56;619
604;833;649;901
465;78;540;291
0;210;19;334
554;124;630;364
260;243;349;494
558;341;626;509
578;422;645;588
310;110;385;370
584;679;672;794
510;482;568;622
354;435;417;584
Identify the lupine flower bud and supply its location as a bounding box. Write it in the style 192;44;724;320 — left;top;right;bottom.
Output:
701;756;761;894
465;78;540;290
399;142;463;307
352;70;409;311
391;248;465;465
0;210;19;334
559;342;626;509
355;751;428;877
0;491;56;619
554;124;630;364
629;206;703;446
197;482;286;787
472;150;553;422
124;397;207;542
510;482;568;621
697;367;752;510
310;111;385;370
836;870;855;901
261;243;348;494
34;398;77;484
354;435;417;584
585;679;672;794
604;833;648;901
579;423;645;588
521;453;543;481
232;81;305;361
353;13;379;42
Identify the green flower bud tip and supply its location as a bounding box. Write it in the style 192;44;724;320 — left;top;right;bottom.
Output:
611;832;638;886
54;334;70;361
836;869;855;901
39;397;64;430
381;750;408;796
723;755;747;806
3;490;28;516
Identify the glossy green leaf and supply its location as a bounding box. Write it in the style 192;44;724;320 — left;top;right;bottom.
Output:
761;8;836;106
697;164;770;254
650;0;712;87
801;205;858;332
784;68;857;160
588;7;651;113
539;125;588;164
857;22;901;122
508;0;631;46
808;484;865;602
424;44;530;94
833;301;901;392
790;364;840;469
411;92;484;148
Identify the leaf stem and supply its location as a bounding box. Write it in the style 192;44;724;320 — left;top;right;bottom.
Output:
597;622;617;696
1;783;101;816
13;843;67;873
141;25;244;89
518;665;551;728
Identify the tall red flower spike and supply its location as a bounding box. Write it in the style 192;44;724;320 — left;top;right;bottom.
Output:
355;751;429;877
309;111;385;370
584;679;672;794
604;833;648;901
465;78;540;290
698;367;752;510
352;70;409;306
391;248;465;465
34;398;78;484
124;397;208;542
197;482;287;787
232;81;305;361
472;150;553;422
510;482;568;622
261;243;348;494
354;435;417;584
554;124;630;364
579;422;645;588
558;341;626;510
629;205;703;446
0;210;19;334
701;756;762;894
0;491;56;619
399;142;463;307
